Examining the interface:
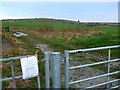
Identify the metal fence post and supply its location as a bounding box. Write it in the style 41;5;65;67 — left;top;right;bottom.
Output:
44;52;50;88
10;60;16;89
64;50;69;88
52;52;61;88
107;49;111;88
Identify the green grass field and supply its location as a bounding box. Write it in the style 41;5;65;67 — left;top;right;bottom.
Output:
1;18;119;88
3;19;119;47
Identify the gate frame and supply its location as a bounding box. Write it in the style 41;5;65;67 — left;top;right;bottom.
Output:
0;51;61;89
0;55;41;89
64;45;120;89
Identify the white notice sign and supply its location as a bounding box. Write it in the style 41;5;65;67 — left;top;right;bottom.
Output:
20;54;39;79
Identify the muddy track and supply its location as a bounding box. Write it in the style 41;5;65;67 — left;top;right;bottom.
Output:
26;36;119;88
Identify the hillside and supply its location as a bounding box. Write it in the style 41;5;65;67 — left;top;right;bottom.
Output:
1;18;119;88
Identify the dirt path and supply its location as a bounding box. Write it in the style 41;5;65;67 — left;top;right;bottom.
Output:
36;44;52;53
26;35;119;88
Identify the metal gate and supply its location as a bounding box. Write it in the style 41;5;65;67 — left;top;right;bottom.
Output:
0;56;41;89
0;52;61;89
64;45;120;89
1;45;120;89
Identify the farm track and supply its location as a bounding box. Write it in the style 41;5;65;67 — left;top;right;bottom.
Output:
26;35;119;88
26;35;52;53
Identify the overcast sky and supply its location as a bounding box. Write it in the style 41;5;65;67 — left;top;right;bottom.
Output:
0;1;119;22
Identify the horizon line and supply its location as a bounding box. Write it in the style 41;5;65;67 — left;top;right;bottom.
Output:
1;17;118;23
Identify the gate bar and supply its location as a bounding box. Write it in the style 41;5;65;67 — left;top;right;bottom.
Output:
86;79;120;88
109;85;120;90
69;71;120;85
44;52;50;88
10;60;16;88
64;50;69;88
69;45;120;53
0;76;22;82
52;52;61;88
0;56;26;62
107;49;111;88
37;75;40;89
69;58;120;70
